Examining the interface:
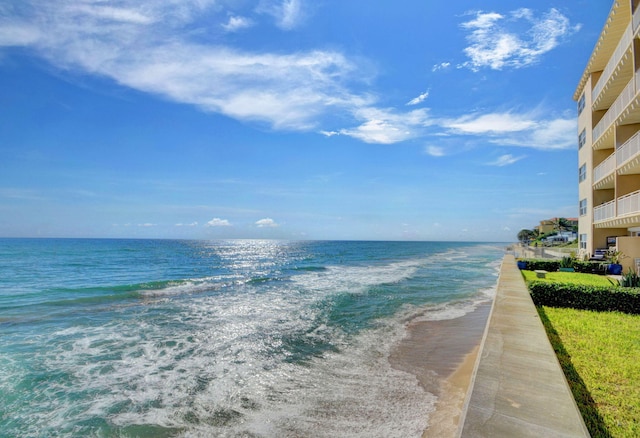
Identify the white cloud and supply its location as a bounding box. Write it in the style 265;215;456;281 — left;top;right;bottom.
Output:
207;218;232;227
0;23;41;46
138;223;157;227
407;90;429;106
445;112;536;134
440;111;576;150
0;0;366;132
339;107;432;144
425;145;445;157
256;218;279;227
490;116;576;150
222;16;254;32
460;8;578;71
488;154;524;167
175;221;199;227
259;0;305;30
432;62;451;72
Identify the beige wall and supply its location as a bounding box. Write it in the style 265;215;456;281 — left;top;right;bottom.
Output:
617;236;640;273
577;75;594;256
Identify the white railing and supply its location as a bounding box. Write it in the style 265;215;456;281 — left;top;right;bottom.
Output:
593;74;637;142
618;189;640;216
634;4;640;32
592;24;632;102
593;152;616;183
594;200;616;222
617;130;640;165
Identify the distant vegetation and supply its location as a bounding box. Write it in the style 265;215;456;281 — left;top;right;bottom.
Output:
517;217;578;247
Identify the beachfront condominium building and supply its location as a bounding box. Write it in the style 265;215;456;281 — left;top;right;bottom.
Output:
574;0;640;273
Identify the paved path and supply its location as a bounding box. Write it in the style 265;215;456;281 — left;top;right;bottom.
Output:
458;254;590;437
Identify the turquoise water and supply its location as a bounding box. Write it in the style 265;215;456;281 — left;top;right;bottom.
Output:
0;239;504;437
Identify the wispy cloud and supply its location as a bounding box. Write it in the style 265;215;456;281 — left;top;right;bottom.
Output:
460;8;579;71
487;154;525;166
432;62;451;72
258;0;305;30
0;0;364;131
175;221;199;227
339;107;432;144
445;112;536;134
441;111;575;150
425;145;445;157
407;90;429;106
256;218;279;227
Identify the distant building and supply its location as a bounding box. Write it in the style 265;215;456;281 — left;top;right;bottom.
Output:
574;0;640;272
535;218;578;236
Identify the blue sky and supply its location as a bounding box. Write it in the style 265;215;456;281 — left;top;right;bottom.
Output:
0;0;610;241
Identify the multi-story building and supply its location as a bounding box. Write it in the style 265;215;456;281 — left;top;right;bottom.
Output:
535;218;578;236
574;0;640;273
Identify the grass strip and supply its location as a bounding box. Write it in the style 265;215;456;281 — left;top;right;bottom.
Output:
537;306;640;437
521;270;615;287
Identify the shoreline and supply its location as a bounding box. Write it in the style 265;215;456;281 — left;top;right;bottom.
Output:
389;302;491;437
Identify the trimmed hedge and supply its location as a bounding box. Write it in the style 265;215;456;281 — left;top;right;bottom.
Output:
529;281;640;314
518;258;606;274
519;259;560;272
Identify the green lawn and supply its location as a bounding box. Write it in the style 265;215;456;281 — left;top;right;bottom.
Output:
522;269;640;437
521;270;615;287
538;307;640;437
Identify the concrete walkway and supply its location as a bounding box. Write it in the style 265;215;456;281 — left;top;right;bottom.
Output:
458;255;590;437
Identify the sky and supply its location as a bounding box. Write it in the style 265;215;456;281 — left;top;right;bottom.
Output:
0;0;612;241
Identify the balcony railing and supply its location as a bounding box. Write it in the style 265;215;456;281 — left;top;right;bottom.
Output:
593;73;637;143
618;189;640;216
617;131;640;165
594;200;616;222
634;4;640;32
594;153;616;183
592;24;632;103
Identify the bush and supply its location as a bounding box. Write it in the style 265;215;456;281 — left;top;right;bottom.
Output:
619;268;640;288
521;259;560;272
571;260;606;274
529;281;640;314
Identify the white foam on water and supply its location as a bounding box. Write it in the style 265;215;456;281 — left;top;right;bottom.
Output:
2;248;501;437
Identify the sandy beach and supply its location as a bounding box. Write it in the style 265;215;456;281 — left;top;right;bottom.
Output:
390;303;491;437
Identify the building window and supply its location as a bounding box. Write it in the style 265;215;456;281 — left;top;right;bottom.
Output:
579;163;586;182
578;93;586;115
578;129;586;149
579;234;587;250
580;198;587;216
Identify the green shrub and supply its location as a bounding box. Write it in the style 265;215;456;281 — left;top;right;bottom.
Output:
522;259;560;272
560;256;574;268
529;281;640;314
619;268;640;288
572;260;606;274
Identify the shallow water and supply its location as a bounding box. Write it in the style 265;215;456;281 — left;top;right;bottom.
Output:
0;239;503;437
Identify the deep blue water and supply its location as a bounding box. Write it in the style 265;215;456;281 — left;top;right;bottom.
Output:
0;239;504;437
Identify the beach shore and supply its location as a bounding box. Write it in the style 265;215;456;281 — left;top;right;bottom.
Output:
389;303;491;437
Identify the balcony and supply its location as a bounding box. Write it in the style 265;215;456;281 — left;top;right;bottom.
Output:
592;24;633;111
594;190;640;229
617;130;640;175
594;200;616;222
593;69;640;148
593;153;616;189
618;189;640;216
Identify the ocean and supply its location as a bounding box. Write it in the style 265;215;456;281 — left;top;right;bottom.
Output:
0;239;504;437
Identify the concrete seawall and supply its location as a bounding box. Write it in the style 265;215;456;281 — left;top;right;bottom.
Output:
457;254;590;437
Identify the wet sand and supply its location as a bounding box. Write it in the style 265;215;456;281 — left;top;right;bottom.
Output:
389;303;491;437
